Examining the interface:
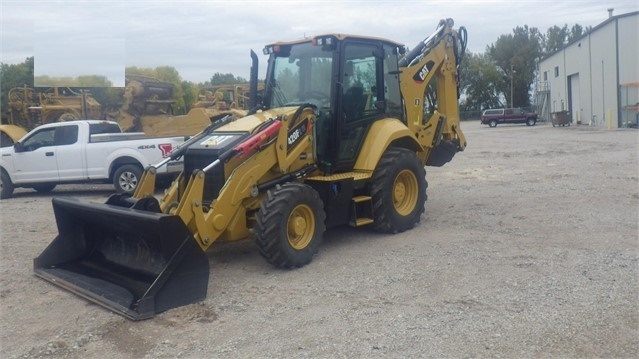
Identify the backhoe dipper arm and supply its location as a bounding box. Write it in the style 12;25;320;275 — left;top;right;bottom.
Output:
399;18;467;166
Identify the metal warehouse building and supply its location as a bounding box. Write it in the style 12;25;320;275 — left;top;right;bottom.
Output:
536;10;638;128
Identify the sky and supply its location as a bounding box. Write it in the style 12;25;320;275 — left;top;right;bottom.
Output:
1;0;637;86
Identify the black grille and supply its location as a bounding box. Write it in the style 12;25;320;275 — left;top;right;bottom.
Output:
182;131;249;202
183;152;225;201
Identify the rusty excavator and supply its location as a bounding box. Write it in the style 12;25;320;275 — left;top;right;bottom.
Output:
34;18;468;320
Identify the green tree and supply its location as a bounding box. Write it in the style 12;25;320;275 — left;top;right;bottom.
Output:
569;24;585;42
180;81;199;111
77;75;113;87
459;52;505;111
542;23;590;56
155;66;186;113
488;25;542;108
543;25;569;55
210;72;247;86
1;57;35;123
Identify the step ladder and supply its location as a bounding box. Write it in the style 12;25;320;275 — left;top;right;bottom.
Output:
350;195;374;227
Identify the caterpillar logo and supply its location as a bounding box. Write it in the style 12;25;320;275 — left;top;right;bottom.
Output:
413;60;435;84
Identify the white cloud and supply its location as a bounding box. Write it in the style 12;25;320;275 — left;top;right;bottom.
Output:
1;0;637;84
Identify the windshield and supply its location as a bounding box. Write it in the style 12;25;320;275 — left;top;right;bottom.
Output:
269;42;333;108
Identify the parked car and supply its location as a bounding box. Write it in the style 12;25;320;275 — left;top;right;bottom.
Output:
480;108;538;127
0;120;184;198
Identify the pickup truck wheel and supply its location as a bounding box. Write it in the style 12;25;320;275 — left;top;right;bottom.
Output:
113;164;143;193
488;120;497;128
370;147;427;233
32;184;56;193
0;171;14;199
526;118;537;126
254;183;326;269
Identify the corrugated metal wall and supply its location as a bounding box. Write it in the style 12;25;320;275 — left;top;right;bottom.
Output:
537;11;638;128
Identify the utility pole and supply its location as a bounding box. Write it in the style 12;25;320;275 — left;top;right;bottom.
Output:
510;63;515;108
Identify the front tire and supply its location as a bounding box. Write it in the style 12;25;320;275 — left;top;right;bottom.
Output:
489;120;497;128
113;164;143;193
0;171;14;199
254;183;326;268
370;147;427;233
526;118;537;126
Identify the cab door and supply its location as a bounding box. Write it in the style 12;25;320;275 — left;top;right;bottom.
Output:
54;124;84;180
503;108;514;123
332;41;387;171
12;126;59;182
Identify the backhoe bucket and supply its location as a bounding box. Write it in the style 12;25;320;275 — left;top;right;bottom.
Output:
34;197;210;320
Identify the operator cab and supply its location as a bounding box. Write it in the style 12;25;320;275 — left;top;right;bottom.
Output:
262;34;405;173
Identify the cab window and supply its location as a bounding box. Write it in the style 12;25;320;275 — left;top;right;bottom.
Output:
342;44;377;122
22;128;56;151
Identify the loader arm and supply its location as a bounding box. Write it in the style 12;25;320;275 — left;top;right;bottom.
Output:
399;18;467;166
171;106;317;250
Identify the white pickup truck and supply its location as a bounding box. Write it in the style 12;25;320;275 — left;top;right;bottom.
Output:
0;120;185;199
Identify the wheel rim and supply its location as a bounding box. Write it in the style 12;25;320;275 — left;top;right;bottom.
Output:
119;171;138;191
392;169;419;216
287;204;315;250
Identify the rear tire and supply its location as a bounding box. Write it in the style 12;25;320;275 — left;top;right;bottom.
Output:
370;147;427;233
0;170;14;199
113;164;143;193
254;183;326;268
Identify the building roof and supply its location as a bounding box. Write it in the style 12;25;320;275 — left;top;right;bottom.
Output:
539;10;639;62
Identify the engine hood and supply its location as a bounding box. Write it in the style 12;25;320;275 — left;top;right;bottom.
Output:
214;107;301;133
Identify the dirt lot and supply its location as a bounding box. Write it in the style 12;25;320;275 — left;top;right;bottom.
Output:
1;121;637;358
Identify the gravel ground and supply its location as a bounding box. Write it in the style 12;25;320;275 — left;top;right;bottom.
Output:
0;120;637;358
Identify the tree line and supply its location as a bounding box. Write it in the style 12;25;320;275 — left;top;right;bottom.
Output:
1;22;588;123
459;23;589;111
0;58;247;123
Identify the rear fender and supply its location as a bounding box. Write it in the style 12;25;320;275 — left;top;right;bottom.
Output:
353;118;423;171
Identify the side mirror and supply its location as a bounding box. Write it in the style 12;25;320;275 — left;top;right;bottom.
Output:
13;142;24;152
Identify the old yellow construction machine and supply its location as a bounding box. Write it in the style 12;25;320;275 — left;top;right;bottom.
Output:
34;19;468;320
192;83;260;114
7;86;101;130
116;75;254;137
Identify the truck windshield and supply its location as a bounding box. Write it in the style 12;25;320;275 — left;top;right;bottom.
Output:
269;42;332;108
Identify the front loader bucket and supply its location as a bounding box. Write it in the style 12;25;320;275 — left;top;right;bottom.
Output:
34;197;210;320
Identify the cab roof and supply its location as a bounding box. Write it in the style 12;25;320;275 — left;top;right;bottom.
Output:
266;33;404;48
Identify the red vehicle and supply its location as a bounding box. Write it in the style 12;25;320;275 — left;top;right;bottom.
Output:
480;108;538;127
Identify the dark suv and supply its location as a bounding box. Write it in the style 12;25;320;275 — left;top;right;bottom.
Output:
480;108;538;127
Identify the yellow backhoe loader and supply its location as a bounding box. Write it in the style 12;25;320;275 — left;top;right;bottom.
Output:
34;18;468;320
